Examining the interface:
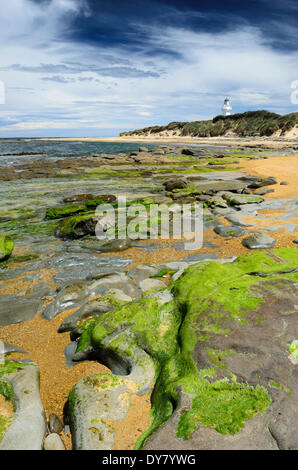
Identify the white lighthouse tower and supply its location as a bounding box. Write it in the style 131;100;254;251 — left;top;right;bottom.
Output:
222;97;232;116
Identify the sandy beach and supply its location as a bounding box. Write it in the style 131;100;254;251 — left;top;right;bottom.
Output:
38;135;298;149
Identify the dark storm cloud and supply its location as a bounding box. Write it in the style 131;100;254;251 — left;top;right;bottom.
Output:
31;0;298;53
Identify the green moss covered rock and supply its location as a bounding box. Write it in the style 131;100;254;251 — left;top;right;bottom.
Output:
66;248;298;450
56;214;97;239
0;232;14;262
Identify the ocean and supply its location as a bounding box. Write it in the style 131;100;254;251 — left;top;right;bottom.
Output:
0;139;159;168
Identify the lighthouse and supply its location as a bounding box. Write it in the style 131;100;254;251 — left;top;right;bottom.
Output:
222;97;232;116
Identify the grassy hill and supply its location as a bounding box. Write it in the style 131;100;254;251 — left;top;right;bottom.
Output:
120;111;298;138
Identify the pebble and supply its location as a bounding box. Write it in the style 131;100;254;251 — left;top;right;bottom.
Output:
49;413;64;434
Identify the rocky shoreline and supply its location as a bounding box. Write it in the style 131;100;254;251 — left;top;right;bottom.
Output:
0;143;297;450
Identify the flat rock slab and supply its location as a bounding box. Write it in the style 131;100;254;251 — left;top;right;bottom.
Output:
49;253;131;284
80;238;132;253
0;288;51;326
214;225;245;238
242;233;276;249
189;181;247;194
221;192;264;205
238;175;277;188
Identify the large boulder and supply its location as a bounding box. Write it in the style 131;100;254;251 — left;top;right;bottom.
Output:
66;249;298;450
0;361;46;450
145;248;298;450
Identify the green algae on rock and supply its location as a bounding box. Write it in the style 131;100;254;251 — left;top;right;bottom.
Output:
66;248;298;450
0;232;14;262
0;380;15;442
0;361;47;450
56;214;97;239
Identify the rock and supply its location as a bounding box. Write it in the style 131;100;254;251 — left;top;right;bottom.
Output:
43;433;65;450
280;181;289;186
214;225;245;238
221;192;264;205
144;249;298;450
58;298;115;333
63;193;94;203
196;194;211;202
181;148;195;156
67;374;148;450
244;176;277;189
0;232;14;262
80;238;132;253
104;288;133;303
186;176;207;182
163;179;187;192
225;214;255;227
255;188;275;195
56;216;98;239
64;341;80;367
48;414;63;434
0;362;47;450
49;253;131;284
139;278;166;292
241;188;253;194
208;196;228;208
139;146;149;152
242;233;276;249
67;249;298;451
0;288;51;326
96;194;117;203
192;181;247;194
96;239;132;253
42;281;89;321
128;265;161;284
0;343;27;355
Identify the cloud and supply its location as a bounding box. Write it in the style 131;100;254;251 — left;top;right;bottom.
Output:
1;63;160;78
0;0;297;136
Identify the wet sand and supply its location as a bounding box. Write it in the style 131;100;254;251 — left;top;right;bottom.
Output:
240;155;298;199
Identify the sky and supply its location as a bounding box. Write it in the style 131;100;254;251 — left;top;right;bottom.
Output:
0;0;297;137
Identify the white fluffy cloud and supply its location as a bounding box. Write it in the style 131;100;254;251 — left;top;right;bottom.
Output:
0;0;297;136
